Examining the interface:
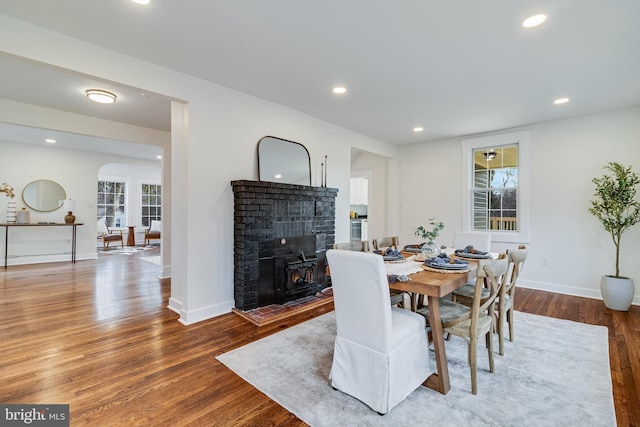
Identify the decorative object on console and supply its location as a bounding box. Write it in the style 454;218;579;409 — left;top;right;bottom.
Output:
588;162;640;311
63;199;77;224
17;207;30;224
2;183;17;224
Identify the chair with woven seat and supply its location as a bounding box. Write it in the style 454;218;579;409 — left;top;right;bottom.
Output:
372;236;399;251
333;241;370;252
416;257;509;394
497;245;528;355
326;249;432;414
97;220;124;250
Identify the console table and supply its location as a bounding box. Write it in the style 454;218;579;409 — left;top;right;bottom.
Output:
1;223;84;269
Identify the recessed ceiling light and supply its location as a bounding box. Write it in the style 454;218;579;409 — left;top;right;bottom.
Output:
86;89;117;104
45;138;56;143
413;127;424;132
553;97;570;104
274;174;283;179
522;14;546;28
332;87;347;94
156;155;162;159
131;0;150;4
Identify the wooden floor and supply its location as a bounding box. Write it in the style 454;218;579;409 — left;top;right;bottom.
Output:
1;250;638;426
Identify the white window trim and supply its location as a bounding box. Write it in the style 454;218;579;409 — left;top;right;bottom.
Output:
461;130;531;244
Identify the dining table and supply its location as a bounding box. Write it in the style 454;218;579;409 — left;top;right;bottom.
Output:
386;251;480;395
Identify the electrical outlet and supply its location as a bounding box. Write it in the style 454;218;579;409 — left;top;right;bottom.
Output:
542;256;549;266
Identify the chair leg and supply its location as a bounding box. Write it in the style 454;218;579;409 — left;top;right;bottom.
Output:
469;339;478;395
507;307;514;342
487;331;495;373
498;308;505;356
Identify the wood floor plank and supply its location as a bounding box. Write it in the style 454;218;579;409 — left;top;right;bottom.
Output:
0;251;637;426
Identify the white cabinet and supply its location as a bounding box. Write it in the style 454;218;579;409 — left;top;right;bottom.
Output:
350;177;368;205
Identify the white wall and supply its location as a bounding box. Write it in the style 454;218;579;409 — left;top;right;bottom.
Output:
397;107;640;305
1;15;398;324
0;139;162;265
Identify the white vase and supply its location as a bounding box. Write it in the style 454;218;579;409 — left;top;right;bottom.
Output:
6;198;17;224
600;275;635;311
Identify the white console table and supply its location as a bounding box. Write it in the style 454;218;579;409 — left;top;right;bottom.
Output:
1;223;84;269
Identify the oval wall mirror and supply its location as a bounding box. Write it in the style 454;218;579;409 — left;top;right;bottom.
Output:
257;136;311;186
22;179;66;212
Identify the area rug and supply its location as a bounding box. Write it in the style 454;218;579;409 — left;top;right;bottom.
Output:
98;246;153;255
217;311;615;427
139;256;161;266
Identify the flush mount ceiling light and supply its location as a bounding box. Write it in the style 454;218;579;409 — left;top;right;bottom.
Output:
45;138;56;144
522;14;546;28
484;151;497;161
131;0;150;4
413;127;424;132
86;89;117;104
332;87;347;94
553;97;570;104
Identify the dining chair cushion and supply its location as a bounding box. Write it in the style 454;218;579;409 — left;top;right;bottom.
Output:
452;283;490;304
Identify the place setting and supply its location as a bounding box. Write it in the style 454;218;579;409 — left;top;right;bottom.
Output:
451;244;493;260
374;246;406;263
421;252;470;273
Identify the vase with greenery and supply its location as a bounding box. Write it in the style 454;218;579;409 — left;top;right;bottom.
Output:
414;218;444;258
588;162;640;310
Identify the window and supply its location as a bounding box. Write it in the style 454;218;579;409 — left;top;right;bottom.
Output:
141;183;161;227
462;131;530;243
97;181;126;228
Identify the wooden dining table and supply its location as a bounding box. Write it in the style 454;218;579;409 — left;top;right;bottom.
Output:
388;262;477;395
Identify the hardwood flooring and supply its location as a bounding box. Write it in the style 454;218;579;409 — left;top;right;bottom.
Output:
1;250;638;426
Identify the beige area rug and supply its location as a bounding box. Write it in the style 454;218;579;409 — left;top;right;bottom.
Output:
139;256;161;266
217;311;616;427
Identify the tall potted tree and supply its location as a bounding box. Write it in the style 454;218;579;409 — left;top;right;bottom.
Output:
588;162;640;311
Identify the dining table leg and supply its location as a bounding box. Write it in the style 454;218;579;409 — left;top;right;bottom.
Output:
422;295;451;394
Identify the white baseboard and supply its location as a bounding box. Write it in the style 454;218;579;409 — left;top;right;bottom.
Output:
177;300;235;325
518;279;639;306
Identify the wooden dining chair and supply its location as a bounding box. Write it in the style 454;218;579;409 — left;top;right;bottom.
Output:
497;245;528;355
333;241;370;252
372;236;399;250
416;257;509;394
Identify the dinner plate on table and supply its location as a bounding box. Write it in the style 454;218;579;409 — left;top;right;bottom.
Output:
403;244;423;253
425;259;469;270
454;249;492;259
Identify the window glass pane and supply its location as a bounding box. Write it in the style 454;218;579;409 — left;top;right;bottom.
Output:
472;144;518;232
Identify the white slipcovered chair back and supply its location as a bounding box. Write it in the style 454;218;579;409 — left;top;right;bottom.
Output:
453;231;492;253
326;249;431;414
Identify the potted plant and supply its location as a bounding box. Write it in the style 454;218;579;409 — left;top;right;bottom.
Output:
414;218;444;258
588;162;640;311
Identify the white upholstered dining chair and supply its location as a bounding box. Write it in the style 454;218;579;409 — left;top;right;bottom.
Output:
326;249;432;414
452;231;492;252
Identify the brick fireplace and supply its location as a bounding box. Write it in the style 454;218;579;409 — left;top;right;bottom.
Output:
231;180;338;311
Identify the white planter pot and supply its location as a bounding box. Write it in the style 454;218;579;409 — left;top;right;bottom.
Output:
600;275;635;311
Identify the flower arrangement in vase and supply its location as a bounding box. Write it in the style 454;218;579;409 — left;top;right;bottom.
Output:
414;218;444;258
1;183;17;224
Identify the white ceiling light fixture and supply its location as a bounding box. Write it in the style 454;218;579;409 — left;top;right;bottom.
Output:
156;155;162;159
332;87;347;94
131;0;150;5
86;89;117;104
45;138;56;143
413;127;424;132
522;14;546;28
553;97;570;104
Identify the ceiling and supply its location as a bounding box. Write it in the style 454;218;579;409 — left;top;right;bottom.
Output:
1;0;639;151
